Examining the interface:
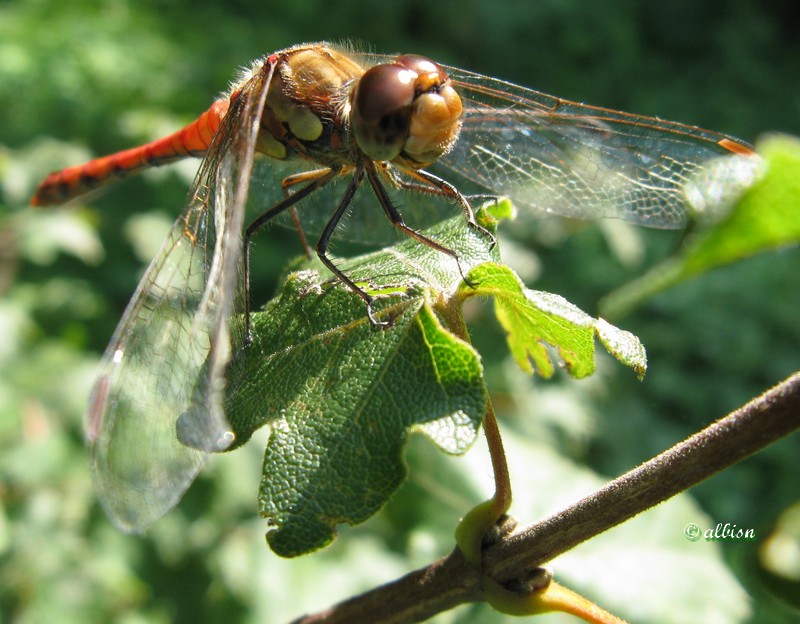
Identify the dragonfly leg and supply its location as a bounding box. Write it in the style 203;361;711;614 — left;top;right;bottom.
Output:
465;192;501;206
313;168;388;326
384;172;497;206
243;167;338;342
365;163;479;290
280;168;351;258
393;167;497;249
289;208;311;258
381;163;496;206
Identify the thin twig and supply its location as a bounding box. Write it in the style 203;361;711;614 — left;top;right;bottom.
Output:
290;372;800;624
486;371;800;581
482;398;513;518
439;297;513;515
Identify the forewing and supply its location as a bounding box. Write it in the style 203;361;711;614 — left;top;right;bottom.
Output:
441;66;757;228
87;60;275;533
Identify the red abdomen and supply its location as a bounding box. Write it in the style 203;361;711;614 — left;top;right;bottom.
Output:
31;99;229;206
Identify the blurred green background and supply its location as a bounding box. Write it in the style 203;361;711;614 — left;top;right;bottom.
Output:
2;0;799;622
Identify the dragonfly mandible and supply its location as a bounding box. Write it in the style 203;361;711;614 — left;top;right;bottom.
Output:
31;42;757;533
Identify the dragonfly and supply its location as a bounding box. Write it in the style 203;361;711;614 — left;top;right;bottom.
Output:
31;42;758;534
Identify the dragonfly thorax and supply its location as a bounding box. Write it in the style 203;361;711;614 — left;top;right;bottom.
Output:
254;45;364;165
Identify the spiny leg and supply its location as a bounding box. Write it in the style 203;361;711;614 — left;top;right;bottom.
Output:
392;166;497;249
313;167;388;326
365;162;479;289
280;167;352;258
243;167;338;342
380;163;497;210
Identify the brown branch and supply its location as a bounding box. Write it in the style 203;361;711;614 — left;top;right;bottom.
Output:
290;372;800;624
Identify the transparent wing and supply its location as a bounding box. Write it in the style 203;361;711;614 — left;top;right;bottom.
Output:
439;66;759;229
86;60;276;533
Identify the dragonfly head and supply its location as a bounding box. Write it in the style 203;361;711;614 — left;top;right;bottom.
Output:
351;55;462;168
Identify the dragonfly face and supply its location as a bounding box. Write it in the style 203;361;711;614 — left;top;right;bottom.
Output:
30;42;760;534
350;54;463;167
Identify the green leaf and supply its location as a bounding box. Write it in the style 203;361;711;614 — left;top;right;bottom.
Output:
460;262;647;380
223;207;499;557
595;318;648;381
602;134;800;318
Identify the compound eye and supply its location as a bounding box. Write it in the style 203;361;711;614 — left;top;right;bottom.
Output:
351;63;417;161
396;55;448;90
